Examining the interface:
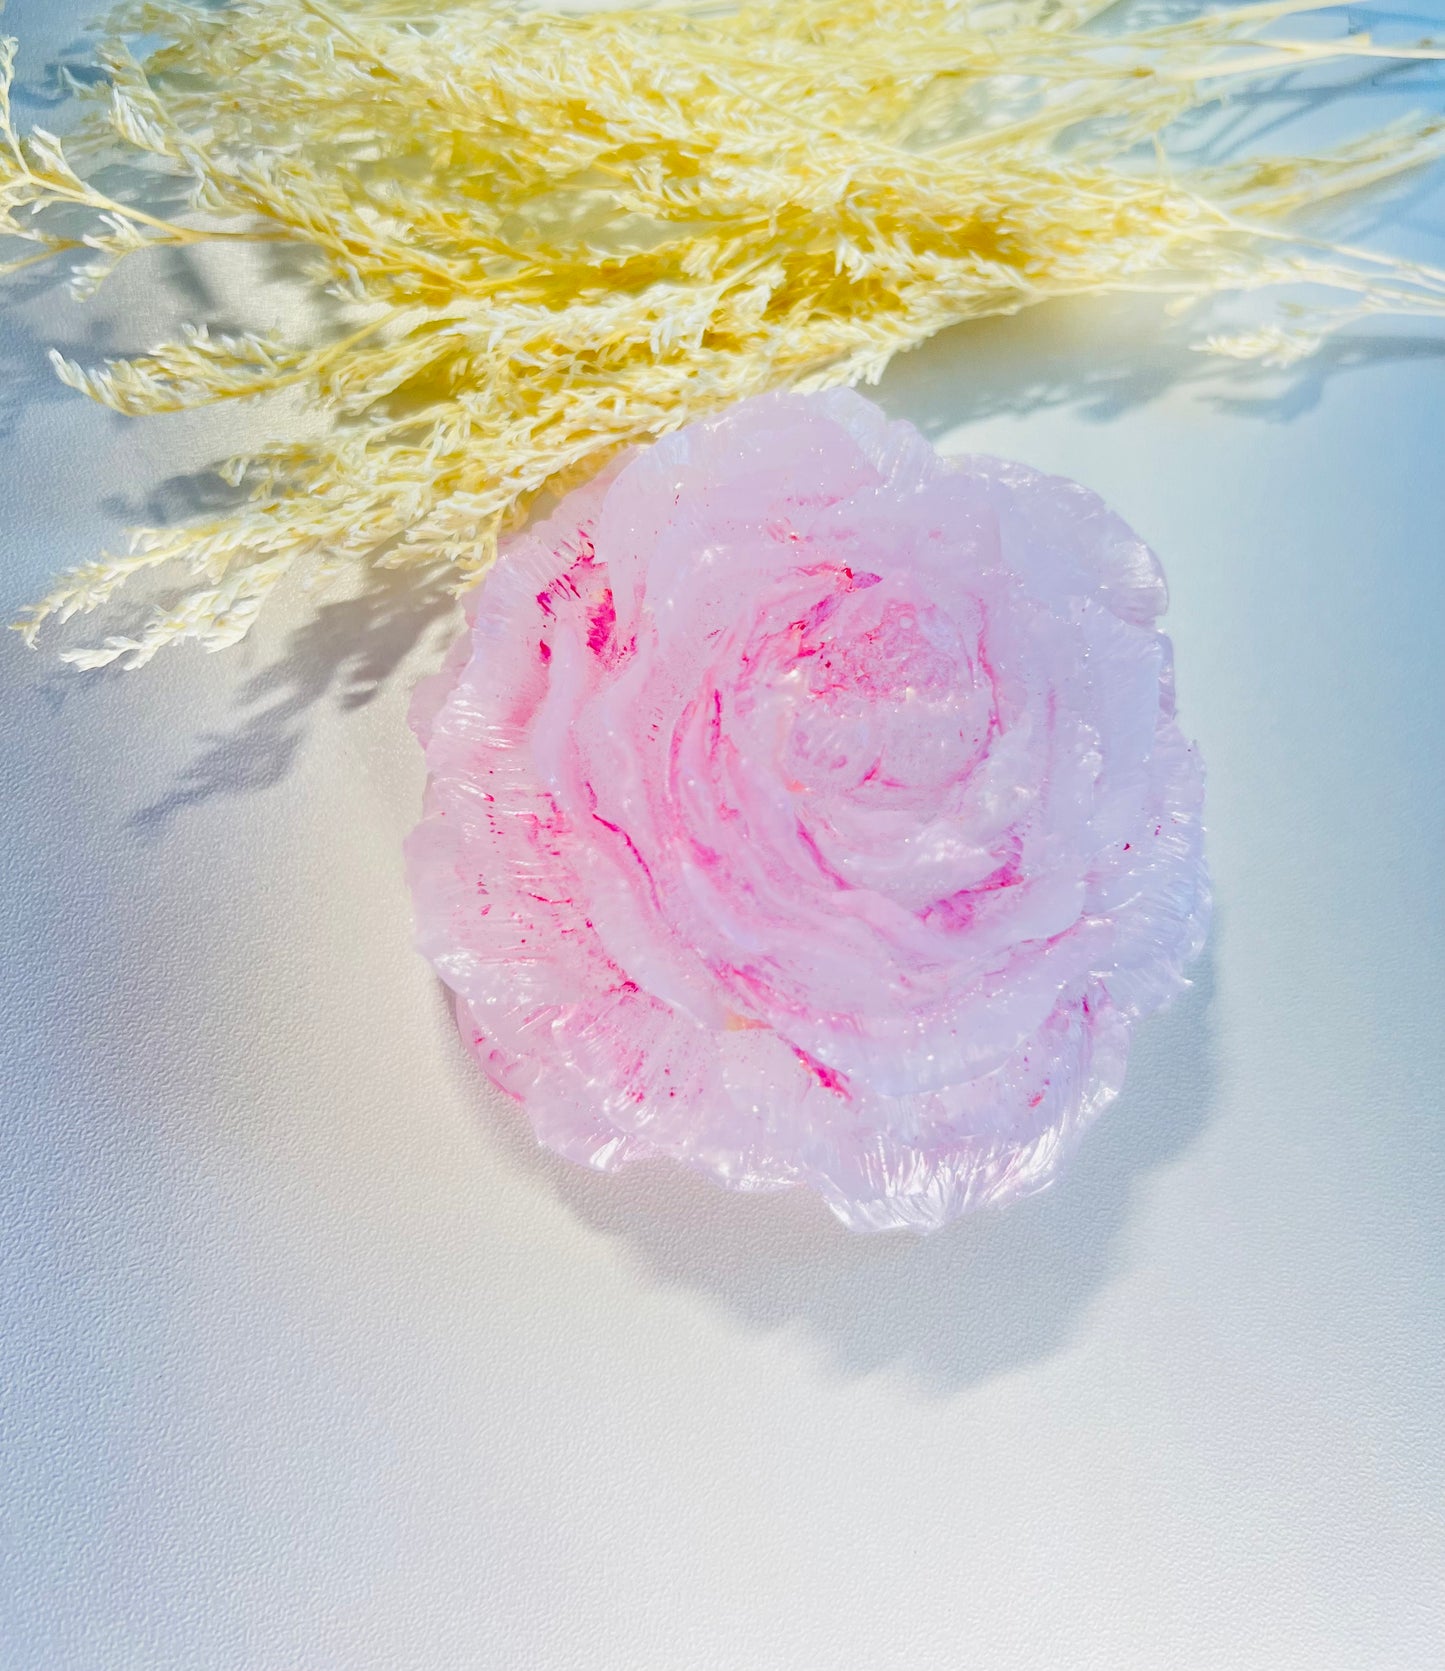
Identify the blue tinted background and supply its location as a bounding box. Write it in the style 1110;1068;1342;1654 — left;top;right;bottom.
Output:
2;5;1442;1667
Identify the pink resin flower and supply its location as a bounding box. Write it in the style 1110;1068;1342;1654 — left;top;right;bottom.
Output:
406;391;1208;1231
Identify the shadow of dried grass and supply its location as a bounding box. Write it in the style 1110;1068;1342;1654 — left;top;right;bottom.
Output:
874;293;1445;437
128;565;460;837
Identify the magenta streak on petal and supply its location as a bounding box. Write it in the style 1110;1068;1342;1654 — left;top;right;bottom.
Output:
589;809;663;909
586;587;617;657
794;818;851;890
790;1043;851;1097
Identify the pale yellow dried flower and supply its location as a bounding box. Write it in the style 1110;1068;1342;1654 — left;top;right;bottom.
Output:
3;0;1444;666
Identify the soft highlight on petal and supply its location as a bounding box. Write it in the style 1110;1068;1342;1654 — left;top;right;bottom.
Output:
407;391;1209;1232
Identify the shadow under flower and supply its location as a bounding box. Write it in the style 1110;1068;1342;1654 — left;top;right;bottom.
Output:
462;944;1219;1395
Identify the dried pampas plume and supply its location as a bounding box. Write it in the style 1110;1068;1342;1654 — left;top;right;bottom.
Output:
2;0;1444;667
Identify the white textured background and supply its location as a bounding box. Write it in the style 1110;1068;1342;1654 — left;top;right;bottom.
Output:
2;5;1442;1668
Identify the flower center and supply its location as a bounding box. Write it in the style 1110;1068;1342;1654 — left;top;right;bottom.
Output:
722;570;1001;908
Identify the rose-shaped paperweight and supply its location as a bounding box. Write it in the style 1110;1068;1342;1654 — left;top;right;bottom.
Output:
406;391;1208;1231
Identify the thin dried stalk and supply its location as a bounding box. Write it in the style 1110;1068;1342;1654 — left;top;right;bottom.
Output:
2;1;1443;666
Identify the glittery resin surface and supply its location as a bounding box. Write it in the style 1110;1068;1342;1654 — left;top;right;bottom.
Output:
406;391;1209;1231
